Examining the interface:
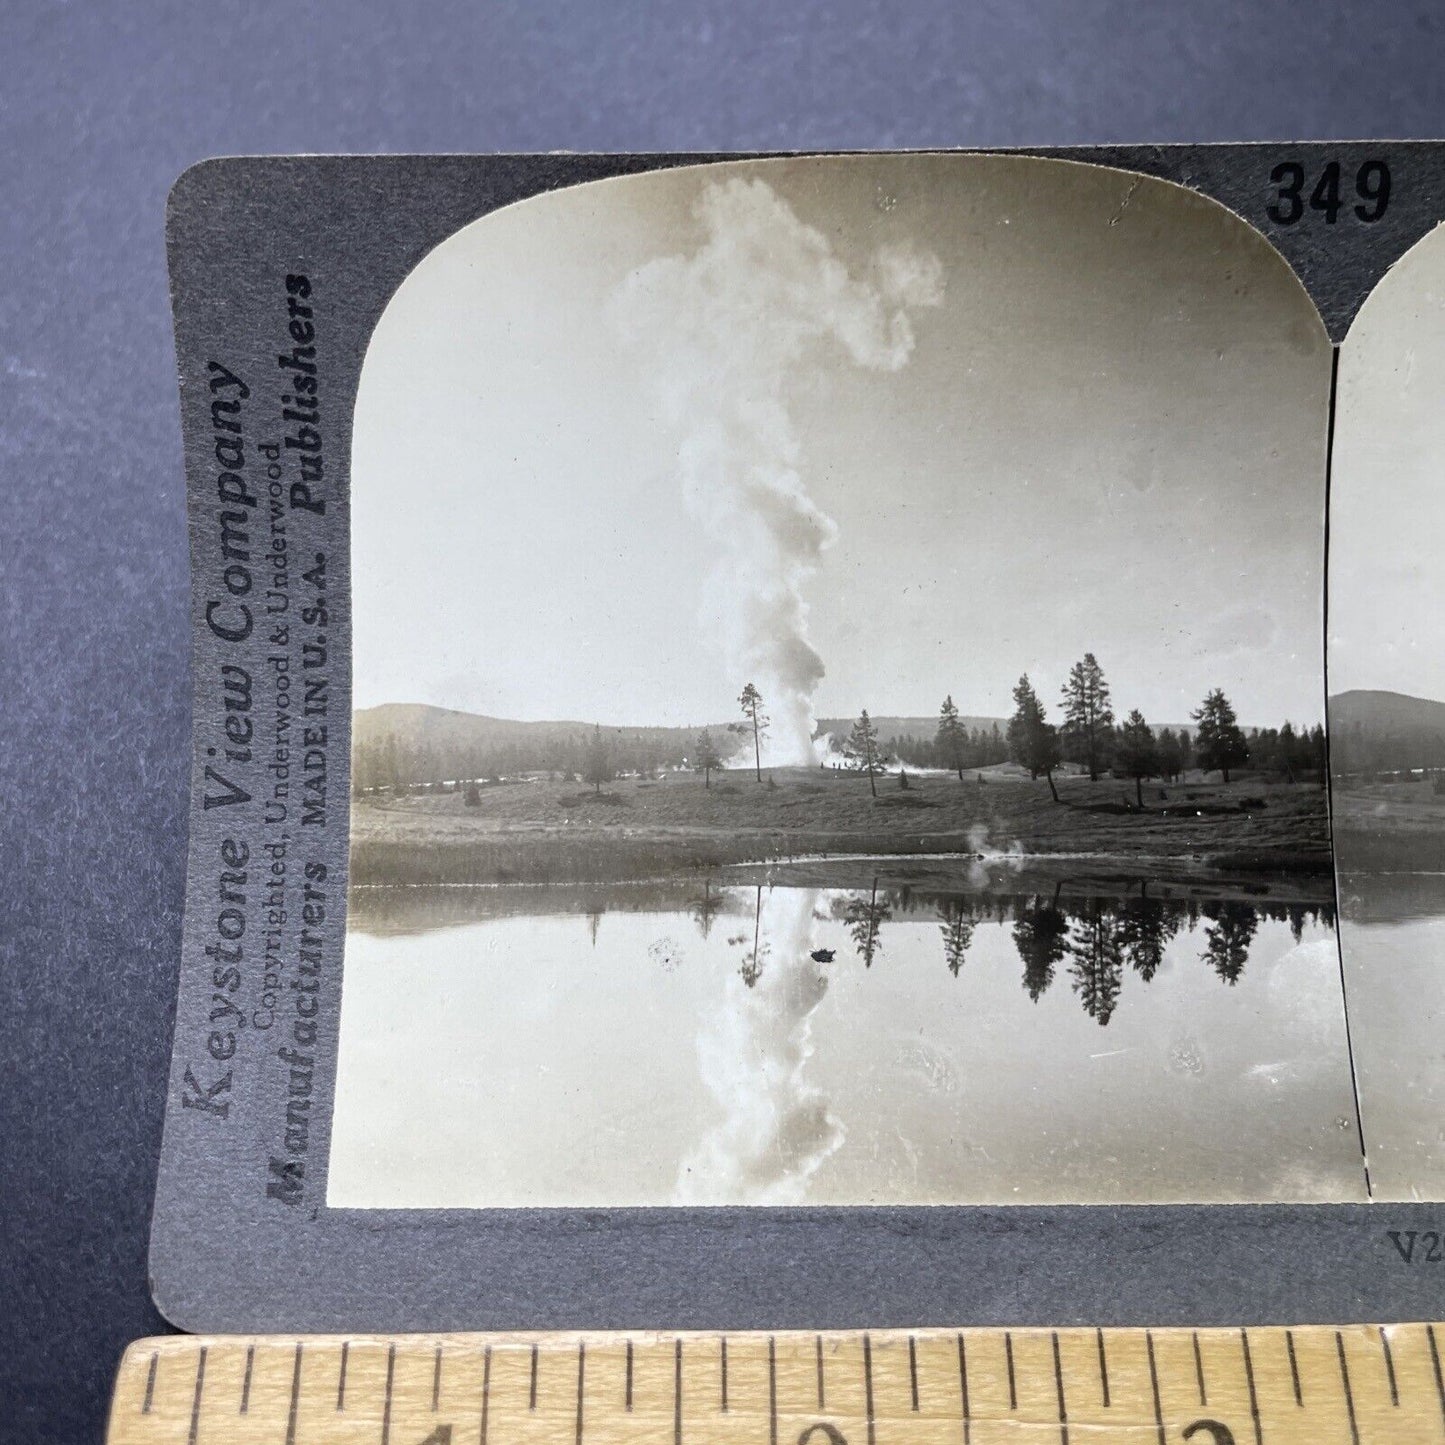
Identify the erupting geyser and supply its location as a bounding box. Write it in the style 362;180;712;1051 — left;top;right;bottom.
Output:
613;175;943;764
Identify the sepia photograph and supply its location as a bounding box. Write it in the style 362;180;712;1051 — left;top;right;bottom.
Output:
328;154;1363;1208
1329;221;1445;1201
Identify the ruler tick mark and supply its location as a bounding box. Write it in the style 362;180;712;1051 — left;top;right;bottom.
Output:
379;1344;394;1445
1192;1330;1206;1407
1286;1329;1301;1406
626;1339;634;1412
1004;1331;1016;1410
716;1337;725;1413
1337;1332;1360;1445
432;1344;442;1411
288;1343;305;1445
335;1342;347;1411
241;1344;255;1415
142;1350;158;1414
768;1336;778;1445
1097;1327;1111;1408
1052;1332;1068;1445
480;1345;492;1445
187;1346;207;1445
816;1334;826;1409
1240;1329;1262;1445
673;1338;682;1445
863;1332;876;1445
908;1334;919;1411
1429;1325;1445;1432
575;1341;585;1445
1381;1325;1399;1406
1146;1331;1165;1445
957;1333;971;1445
530;1343;539;1410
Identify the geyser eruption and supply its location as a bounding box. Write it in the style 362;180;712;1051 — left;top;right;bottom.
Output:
614;175;943;763
675;887;841;1204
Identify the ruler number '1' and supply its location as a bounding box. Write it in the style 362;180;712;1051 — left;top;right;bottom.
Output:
1267;159;1391;225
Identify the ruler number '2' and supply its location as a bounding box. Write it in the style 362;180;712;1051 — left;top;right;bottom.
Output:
1268;159;1391;224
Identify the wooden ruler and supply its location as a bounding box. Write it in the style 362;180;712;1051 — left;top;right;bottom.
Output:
108;1325;1445;1444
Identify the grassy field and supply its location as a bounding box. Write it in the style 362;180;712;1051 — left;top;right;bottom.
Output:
1333;778;1445;871
350;764;1331;886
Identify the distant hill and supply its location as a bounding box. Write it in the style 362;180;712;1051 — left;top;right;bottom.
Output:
1328;689;1445;775
1329;689;1445;733
355;702;735;755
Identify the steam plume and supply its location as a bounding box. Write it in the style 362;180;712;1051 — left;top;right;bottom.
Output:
675;887;841;1203
614;176;943;762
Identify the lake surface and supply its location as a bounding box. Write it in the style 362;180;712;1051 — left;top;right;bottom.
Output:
328;872;1365;1208
1338;872;1445;1201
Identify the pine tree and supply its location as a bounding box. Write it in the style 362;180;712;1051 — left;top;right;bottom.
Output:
844;709;886;798
1116;709;1160;807
738;683;768;783
695;727;723;789
583;723;611;794
936;694;967;780
1192;688;1250;783
1007;675;1063;800
1060;653;1115;781
1156;728;1183;783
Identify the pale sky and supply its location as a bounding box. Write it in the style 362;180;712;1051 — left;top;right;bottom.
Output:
352;154;1331;729
1330;222;1445;702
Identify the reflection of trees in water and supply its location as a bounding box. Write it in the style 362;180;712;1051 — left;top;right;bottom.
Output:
1066;899;1126;1026
690;879;723;939
1200;901;1260;985
844;878;892;968
939;901;976;977
739;885;766;988
1119;896;1178;982
690;879;1332;1015
1012;898;1069;1001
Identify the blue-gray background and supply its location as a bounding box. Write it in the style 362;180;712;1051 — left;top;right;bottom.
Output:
2;3;1442;1439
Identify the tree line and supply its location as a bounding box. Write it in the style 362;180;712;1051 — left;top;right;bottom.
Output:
354;654;1325;799
1001;653;1324;802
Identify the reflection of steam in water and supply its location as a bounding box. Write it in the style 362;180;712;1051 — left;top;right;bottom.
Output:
676;886;844;1204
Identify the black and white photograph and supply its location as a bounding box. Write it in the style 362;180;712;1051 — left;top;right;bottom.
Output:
1330;221;1445;1201
327;154;1362;1208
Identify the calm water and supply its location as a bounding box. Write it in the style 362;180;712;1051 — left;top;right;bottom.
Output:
329;874;1364;1208
1338;873;1445;1201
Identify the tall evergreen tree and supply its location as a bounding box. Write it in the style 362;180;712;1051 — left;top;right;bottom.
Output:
1192;688;1250;783
936;694;968;780
844;709;886;798
1156;728;1183;783
1007;674;1063;800
583;724;611;794
1116;709;1160;807
694;727;723;789
738;682;768;783
1060;652;1115;780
